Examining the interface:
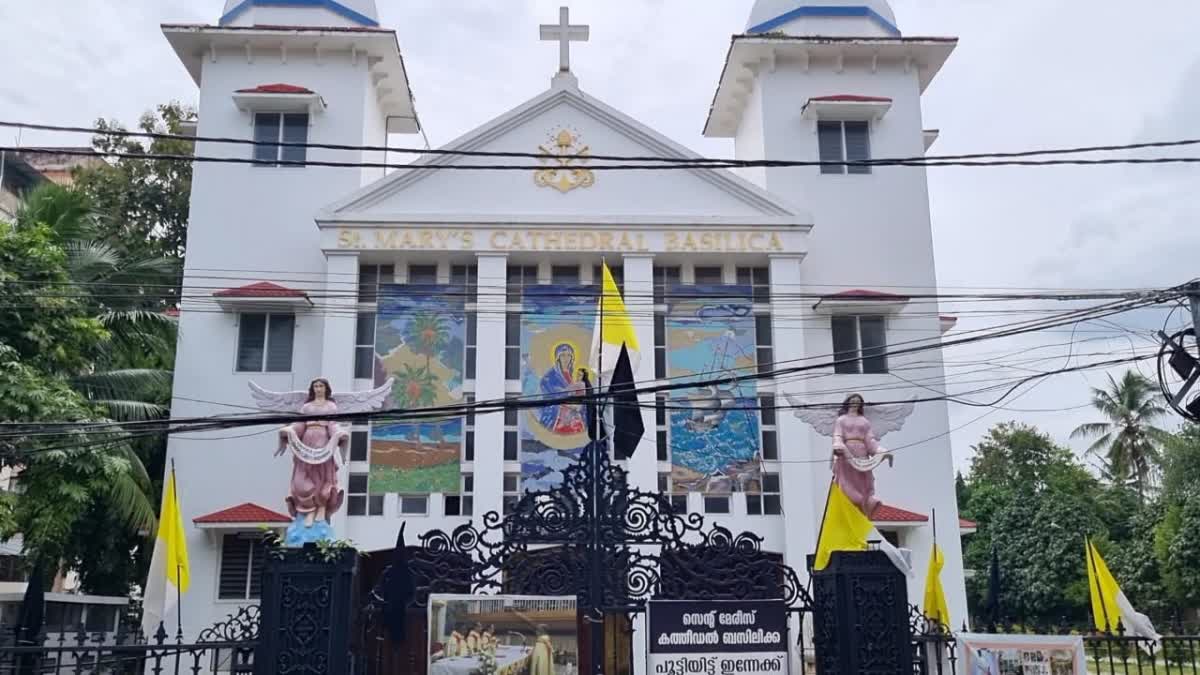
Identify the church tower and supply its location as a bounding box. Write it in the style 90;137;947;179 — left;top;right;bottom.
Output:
705;1;970;625
156;0;422;634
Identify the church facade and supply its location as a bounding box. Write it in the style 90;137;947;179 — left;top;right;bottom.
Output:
161;0;969;666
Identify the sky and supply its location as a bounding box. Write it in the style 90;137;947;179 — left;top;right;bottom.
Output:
1;1;1199;471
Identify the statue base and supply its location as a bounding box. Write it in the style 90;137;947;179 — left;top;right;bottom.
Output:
284;514;334;547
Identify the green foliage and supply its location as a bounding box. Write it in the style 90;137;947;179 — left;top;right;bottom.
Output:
71;102;196;261
1070;371;1170;502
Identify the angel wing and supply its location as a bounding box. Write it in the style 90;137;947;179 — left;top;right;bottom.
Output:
783;393;840;437
336;378;396;414
863;397;916;439
247;381;308;412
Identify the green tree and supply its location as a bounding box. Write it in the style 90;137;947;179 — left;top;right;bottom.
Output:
404;313;450;371
71;102;196;263
1071;371;1171;501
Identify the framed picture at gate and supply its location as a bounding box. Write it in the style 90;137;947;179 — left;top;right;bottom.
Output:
427;594;579;675
957;633;1087;675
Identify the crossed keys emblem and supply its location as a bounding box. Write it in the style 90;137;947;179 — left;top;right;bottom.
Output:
534;129;596;193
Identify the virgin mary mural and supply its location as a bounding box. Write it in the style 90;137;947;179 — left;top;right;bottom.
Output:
520;285;596;492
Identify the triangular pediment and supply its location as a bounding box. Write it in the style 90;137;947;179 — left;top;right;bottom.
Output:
320;83;809;227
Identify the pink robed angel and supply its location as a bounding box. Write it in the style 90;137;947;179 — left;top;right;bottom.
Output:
787;392;915;518
249;377;393;527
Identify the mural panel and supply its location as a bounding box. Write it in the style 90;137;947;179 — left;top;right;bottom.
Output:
519;284;596;492
666;285;761;494
370;284;465;494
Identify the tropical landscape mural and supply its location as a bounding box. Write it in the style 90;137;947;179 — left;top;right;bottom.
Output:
370;284;465;494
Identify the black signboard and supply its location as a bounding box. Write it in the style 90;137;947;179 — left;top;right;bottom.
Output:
647;599;788;674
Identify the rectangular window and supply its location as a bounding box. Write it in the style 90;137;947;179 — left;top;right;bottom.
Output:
592;265;624;296
350;429;369;463
236;313;294;373
357;264;395;303
551;265;580;285
818;120;871;175
503;396;519;461
737;266;771;304
399;496;428;515
354;312;376;380
444;474;474;516
653;315;666;380
759;395;778;460
218;534;266;600
407;264;438;285
755;314;774;375
703;496;730;514
655;395;669;462
463;394;476;462
346;473;382;516
252;112;308;165
747;472;782;516
831;315;888;374
503;472;521;514
453;265;479;380
505;311;521;380
653;265;681;305
693;266;724;285
506;265;538;304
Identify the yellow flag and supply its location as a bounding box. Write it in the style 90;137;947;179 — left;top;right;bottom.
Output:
814;484;873;571
589;262;640;378
141;470;190;637
160;471;190;591
923;543;951;627
1086;538;1121;633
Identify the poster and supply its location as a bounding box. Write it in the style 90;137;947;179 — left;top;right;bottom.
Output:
957;633;1087;675
428;594;579;675
519;284;596;492
665;285;761;494
647;599;788;675
370;284;466;494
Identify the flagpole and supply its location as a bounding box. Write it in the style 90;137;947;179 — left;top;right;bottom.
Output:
171;458;183;641
1086;536;1113;634
807;477;835;594
932;507;937;547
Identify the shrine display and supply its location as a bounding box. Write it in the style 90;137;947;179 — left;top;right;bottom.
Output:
428;594;578;675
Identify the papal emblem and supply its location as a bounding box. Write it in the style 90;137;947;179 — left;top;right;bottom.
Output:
534;128;595;193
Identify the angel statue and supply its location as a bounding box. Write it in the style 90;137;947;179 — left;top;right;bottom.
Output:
786;392;915;518
249;377;393;545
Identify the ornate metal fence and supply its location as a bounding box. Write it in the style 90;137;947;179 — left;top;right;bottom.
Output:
0;605;258;675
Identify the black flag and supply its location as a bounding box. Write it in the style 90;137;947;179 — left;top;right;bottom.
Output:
984;546;1002;629
609;343;644;460
383;523;416;643
16;562;44;675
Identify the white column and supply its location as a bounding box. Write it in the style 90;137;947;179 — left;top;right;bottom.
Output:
472;254;507;529
769;254;815;674
322;251;359;537
622;254;655;675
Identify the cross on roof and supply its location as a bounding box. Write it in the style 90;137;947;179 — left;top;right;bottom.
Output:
540;6;589;73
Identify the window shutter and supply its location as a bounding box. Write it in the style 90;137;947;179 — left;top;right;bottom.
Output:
843;121;872;174
859;316;888;373
218;535;252;599
247;539;265;598
280;114;309;163
265;314;295;372
830;315;861;374
817;121;845;174
236;314;267;372
253;113;281;164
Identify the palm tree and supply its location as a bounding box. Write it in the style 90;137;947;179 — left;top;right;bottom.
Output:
403;313;450;371
1071;370;1171;501
392;364;439;442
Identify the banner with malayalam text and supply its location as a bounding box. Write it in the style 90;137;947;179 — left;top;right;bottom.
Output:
647;599;787;675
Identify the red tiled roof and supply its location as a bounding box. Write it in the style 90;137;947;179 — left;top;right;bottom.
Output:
213;281;307;298
235;83;314;95
194;502;291;524
163;307;181;318
808;94;893;103
826;288;910;300
960;517;977;529
871;504;929;523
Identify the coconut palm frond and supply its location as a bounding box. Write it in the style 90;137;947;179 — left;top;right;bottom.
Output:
93;399;169;422
64;240;121;280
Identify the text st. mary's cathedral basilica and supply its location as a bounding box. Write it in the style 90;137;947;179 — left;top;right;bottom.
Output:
159;0;970;667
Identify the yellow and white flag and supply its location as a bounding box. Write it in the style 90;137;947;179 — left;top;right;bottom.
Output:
814;483;912;576
588;262;640;381
922;543;951;627
1086;538;1159;649
141;469;190;638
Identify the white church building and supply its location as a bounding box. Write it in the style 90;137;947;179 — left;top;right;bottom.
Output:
161;0;971;666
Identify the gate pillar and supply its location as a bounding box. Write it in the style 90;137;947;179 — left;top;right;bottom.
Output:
811;550;910;675
255;544;359;675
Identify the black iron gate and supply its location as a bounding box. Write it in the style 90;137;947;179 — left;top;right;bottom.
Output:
361;439;811;674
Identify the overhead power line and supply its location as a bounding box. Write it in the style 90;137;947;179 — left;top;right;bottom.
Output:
4;119;1200;167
